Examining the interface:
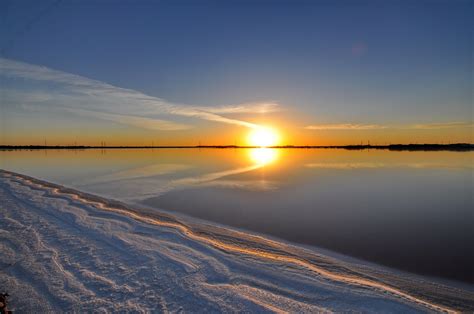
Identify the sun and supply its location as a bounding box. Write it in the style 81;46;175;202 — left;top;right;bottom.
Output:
247;127;279;147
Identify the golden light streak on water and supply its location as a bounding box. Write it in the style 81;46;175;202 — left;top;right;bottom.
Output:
248;148;278;166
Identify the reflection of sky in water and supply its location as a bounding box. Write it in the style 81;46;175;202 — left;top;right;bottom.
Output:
64;148;280;200
1;148;473;283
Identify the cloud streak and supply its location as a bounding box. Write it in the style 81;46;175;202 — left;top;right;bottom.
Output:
65;108;192;131
0;58;279;130
305;124;387;130
410;122;473;130
305;122;473;131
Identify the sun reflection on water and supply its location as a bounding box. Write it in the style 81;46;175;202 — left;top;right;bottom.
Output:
249;148;278;166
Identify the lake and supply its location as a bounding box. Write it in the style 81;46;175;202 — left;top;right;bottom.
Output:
1;148;472;284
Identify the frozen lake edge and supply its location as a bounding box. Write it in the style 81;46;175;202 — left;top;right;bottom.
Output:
0;169;473;312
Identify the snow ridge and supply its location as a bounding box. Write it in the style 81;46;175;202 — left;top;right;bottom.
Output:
1;170;473;312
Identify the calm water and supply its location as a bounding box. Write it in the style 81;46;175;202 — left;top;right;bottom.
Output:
1;148;473;283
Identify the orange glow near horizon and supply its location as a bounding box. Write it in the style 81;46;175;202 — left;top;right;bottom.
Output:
2;121;473;147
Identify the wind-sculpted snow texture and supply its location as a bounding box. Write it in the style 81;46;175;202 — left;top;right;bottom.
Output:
0;170;473;312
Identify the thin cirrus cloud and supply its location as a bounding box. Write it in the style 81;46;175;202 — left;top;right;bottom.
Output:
0;58;280;131
305;124;387;130
305;122;473;131
66;108;193;131
410;122;473;130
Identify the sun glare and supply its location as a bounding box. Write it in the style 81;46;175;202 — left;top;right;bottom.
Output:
247;127;279;147
249;148;278;166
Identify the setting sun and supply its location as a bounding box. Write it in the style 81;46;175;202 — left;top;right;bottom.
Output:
247;127;279;147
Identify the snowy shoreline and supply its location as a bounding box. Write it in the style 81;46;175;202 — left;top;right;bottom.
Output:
1;169;473;312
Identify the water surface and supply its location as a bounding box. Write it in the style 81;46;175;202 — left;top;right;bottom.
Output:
1;148;472;283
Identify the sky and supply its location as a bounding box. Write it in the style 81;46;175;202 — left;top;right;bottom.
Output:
0;0;472;145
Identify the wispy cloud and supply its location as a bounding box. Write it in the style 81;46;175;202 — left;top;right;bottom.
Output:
200;102;281;114
305;123;387;130
0;58;279;130
305;122;473;131
410;122;473;130
66;108;192;131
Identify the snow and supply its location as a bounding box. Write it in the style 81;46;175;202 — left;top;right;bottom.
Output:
1;169;473;312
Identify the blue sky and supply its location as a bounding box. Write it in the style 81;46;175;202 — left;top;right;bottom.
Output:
1;0;472;145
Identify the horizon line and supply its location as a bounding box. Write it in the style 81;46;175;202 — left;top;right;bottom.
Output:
1;143;473;151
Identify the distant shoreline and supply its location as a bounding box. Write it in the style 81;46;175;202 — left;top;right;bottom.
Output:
1;143;473;151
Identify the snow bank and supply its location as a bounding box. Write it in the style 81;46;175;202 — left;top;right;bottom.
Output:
1;170;472;312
